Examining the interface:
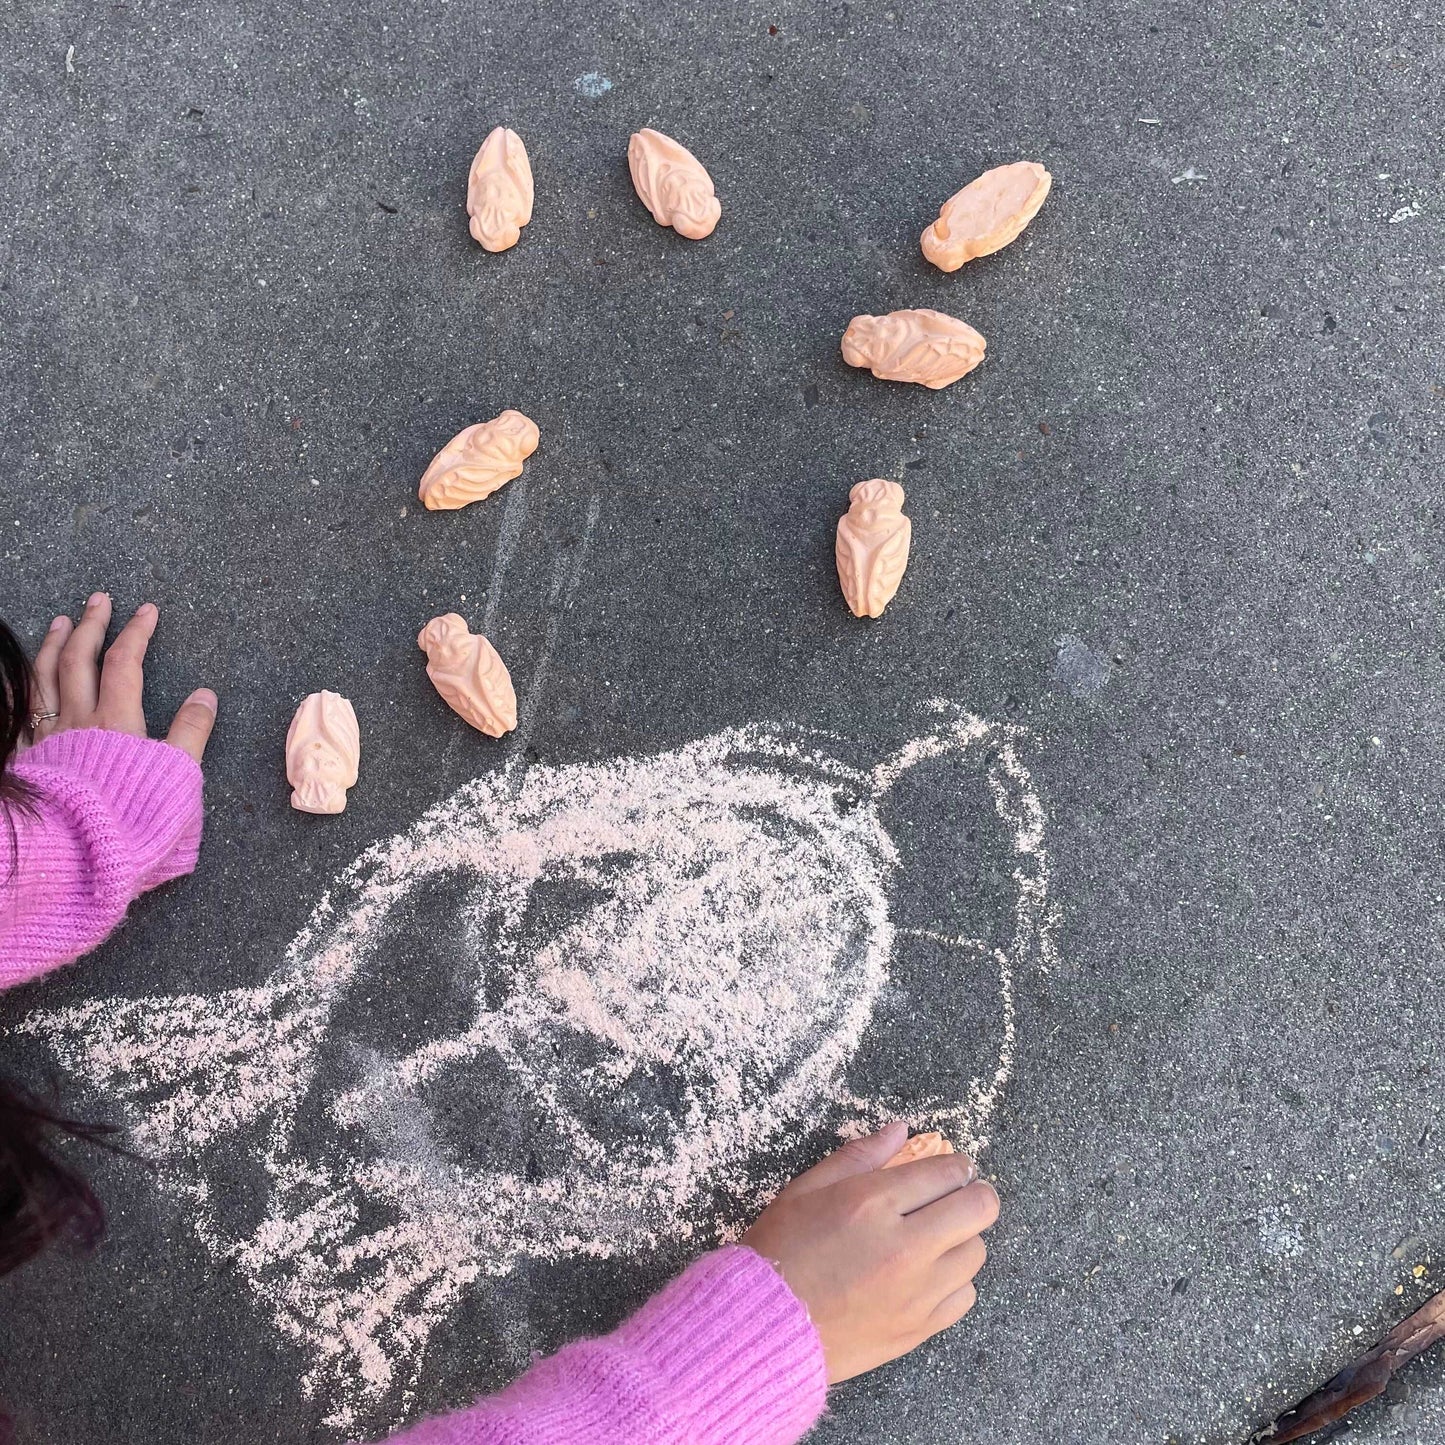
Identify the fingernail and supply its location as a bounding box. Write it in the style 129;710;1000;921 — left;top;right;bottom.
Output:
192;688;218;713
138;601;158;616
87;591;107;606
48;615;68;632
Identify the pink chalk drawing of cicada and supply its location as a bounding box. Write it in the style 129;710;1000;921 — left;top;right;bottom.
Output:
19;702;1054;1433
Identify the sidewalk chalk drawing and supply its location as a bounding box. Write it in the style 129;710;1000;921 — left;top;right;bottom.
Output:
19;701;1055;1432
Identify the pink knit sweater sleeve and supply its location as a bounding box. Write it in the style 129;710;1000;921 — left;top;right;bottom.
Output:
0;728;204;989
380;1246;828;1445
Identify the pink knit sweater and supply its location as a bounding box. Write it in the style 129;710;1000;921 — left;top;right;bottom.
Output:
0;728;204;988
0;727;829;1444
382;1246;827;1444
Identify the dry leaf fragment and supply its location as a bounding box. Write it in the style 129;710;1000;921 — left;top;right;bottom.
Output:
921;160;1052;272
836;478;911;618
418;410;539;512
883;1131;955;1169
1252;1287;1445;1443
467;126;534;252
841;308;986;389
628;128;721;239
418;614;517;738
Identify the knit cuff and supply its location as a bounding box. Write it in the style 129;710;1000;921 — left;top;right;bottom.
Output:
15;728;204;890
376;1247;827;1445
613;1245;828;1444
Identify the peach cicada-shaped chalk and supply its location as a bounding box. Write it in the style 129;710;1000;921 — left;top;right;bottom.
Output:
285;691;360;815
883;1131;956;1169
467;126;534;252
921;160;1052;272
841;308;986;390
627;128;721;240
836;478;911;619
417;410;539;512
418;613;517;738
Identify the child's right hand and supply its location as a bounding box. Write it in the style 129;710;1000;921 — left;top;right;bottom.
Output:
742;1121;999;1384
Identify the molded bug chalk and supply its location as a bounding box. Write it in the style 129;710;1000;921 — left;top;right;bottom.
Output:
628;129;721;239
841;308;986;389
836;478;911;619
467;126;534;252
921;161;1052;272
418;613;517;737
884;1131;955;1169
417;410;539;512
285;691;360;815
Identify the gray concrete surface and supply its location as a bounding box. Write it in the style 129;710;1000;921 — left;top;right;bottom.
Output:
1;0;1443;1440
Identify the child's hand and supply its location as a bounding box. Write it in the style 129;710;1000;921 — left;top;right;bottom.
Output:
742;1121;998;1384
28;593;218;762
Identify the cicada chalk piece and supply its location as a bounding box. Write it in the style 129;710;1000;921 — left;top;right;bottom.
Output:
627;128;721;240
883;1131;956;1169
417;613;518;738
921;160;1052;272
285;691;360;815
840;308;986;390
417;410;539;512
467;126;534;252
836;478;911;619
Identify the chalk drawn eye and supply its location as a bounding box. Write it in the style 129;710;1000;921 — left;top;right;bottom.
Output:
20;706;1053;1432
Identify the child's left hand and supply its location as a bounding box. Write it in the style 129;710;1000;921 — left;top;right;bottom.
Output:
27;592;218;762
